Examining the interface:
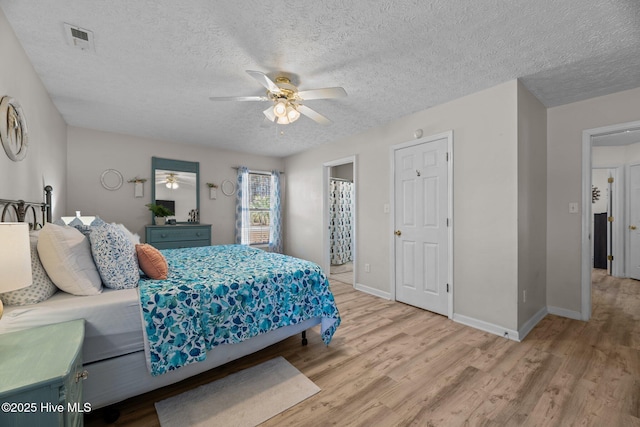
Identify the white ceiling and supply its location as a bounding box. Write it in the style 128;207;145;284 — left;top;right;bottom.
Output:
2;1;640;157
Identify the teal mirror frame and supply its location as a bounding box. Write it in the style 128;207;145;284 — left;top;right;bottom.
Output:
151;157;200;225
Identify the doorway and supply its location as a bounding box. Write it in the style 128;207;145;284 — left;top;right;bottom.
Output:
591;167;621;275
323;156;357;287
581;120;640;320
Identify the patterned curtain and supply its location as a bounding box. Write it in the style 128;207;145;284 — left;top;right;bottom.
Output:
330;179;354;265
234;167;250;245
269;170;283;253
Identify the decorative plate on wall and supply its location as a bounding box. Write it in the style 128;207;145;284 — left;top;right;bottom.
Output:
0;96;29;162
221;179;236;196
100;169;124;190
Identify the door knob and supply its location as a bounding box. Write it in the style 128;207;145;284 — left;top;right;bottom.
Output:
394;230;402;236
631;225;637;230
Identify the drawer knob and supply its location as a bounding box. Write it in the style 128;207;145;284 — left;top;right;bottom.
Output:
75;370;89;383
160;233;167;238
196;232;201;236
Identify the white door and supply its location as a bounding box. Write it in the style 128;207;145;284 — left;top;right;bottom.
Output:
394;137;449;315
629;164;640;280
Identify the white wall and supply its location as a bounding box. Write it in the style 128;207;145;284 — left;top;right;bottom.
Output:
285;80;521;330
593;142;640;167
66;126;284;243
547;86;640;315
0;9;67;218
331;164;353;181
517;81;547;328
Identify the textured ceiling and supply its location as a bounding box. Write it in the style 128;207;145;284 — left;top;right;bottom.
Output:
2;0;639;157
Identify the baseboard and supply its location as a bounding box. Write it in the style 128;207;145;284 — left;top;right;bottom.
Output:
547;305;583;320
354;283;391;300
453;313;520;341
518;306;548;341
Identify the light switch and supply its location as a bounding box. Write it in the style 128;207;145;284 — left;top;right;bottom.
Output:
569;202;579;214
383;203;390;214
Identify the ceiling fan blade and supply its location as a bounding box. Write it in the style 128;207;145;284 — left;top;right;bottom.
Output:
297;87;347;100
209;95;269;101
246;70;282;95
297;104;331;125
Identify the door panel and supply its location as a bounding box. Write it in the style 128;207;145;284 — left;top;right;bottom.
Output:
394;137;449;315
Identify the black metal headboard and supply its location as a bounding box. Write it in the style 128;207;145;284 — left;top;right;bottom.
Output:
0;185;53;229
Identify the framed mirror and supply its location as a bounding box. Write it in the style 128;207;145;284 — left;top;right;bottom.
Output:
151;157;200;224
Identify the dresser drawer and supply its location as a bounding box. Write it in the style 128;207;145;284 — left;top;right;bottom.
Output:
145;224;211;249
148;227;209;242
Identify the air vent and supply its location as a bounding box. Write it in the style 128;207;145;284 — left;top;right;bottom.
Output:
64;23;95;51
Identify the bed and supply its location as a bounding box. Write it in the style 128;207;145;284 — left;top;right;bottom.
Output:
0;187;340;411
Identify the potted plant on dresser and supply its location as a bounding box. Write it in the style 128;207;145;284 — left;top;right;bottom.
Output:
146;203;174;225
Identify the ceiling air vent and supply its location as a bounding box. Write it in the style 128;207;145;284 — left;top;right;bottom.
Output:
64;23;95;51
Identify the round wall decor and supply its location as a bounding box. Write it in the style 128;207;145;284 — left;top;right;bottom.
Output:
100;169;124;190
221;179;236;196
0;96;29;162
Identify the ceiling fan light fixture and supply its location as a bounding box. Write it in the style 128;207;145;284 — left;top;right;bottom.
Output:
273;100;288;118
263;106;276;122
286;105;300;122
166;173;179;189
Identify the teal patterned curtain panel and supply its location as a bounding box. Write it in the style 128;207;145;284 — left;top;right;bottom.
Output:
269;170;283;253
329;179;353;265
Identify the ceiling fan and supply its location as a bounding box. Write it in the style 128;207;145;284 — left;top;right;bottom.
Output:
209;70;347;125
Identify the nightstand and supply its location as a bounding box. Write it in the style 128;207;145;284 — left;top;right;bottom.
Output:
145;223;211;249
0;320;86;427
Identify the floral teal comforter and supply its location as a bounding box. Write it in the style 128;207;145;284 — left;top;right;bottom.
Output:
139;245;341;376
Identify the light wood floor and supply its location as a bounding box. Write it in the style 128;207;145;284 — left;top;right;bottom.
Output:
86;270;640;426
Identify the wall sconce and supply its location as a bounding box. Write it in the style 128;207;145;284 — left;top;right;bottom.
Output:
206;183;218;200
127;177;147;198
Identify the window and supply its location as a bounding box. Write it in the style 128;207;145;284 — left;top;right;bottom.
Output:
235;168;282;252
248;173;271;245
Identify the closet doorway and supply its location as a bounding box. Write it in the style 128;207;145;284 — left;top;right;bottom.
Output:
323;156;356;287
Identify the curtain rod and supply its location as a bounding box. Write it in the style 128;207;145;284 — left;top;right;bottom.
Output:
231;166;285;175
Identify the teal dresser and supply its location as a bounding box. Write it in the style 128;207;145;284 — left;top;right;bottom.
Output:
145;223;211;249
0;320;86;427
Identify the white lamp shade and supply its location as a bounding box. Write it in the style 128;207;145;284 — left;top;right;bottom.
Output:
273;100;288;118
0;223;32;293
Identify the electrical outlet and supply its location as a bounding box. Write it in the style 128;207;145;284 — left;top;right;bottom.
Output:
383;204;390;214
365;263;371;273
569;202;579;214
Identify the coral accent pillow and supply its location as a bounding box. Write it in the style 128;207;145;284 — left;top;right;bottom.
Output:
136;244;168;280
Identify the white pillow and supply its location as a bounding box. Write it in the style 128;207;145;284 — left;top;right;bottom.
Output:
112;223;141;245
0;231;58;305
37;223;102;295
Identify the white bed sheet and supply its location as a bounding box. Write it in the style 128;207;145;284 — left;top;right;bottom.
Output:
0;288;143;363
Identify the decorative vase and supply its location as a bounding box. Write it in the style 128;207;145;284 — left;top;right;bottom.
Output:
155;217;166;226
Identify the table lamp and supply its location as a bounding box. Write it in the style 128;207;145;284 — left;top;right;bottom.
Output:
0;223;32;319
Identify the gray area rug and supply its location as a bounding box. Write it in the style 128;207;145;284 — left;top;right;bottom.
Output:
155;357;320;427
